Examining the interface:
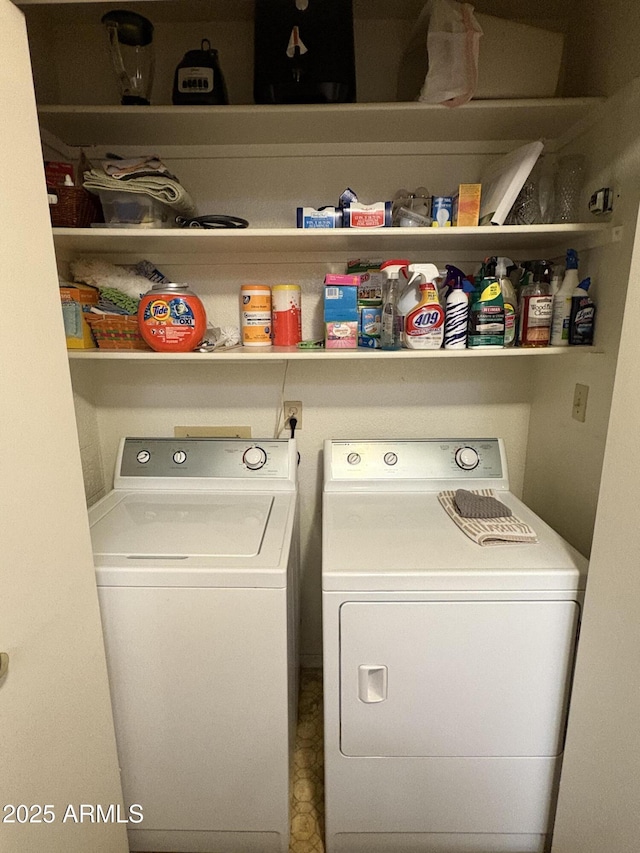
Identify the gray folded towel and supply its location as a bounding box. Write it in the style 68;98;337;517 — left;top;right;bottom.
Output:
438;489;538;546
454;488;512;518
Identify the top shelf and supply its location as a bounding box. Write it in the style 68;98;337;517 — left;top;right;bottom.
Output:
37;99;602;148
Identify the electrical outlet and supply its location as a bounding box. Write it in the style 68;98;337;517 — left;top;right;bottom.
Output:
284;401;302;430
572;384;589;423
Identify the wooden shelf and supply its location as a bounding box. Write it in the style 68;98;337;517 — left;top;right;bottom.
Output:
68;346;599;363
53;223;614;257
38;99;603;148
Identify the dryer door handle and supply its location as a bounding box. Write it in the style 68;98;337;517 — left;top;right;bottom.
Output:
358;665;387;703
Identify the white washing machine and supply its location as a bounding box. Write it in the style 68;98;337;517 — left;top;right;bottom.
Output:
88;437;299;853
322;438;587;853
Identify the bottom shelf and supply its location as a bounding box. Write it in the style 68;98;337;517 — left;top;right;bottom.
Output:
67;346;599;363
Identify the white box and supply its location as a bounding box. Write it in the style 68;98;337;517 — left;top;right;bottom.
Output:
397;9;565;101
475;13;564;99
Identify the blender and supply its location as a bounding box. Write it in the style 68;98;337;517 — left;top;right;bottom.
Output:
102;10;155;105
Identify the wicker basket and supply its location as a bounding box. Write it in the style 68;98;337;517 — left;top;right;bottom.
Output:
49;186;103;228
84;315;151;351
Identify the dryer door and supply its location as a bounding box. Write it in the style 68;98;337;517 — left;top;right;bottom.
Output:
340;600;579;757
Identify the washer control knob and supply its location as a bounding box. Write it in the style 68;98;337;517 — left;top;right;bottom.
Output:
384;452;398;466
173;450;187;465
455;446;480;470
243;446;267;470
136;450;151;464
347;453;361;466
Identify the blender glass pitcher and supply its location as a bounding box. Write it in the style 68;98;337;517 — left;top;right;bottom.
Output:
102;10;155;105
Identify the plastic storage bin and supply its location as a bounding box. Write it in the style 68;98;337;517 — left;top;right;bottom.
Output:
95;190;174;228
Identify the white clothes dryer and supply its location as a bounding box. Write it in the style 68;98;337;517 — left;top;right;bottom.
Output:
89;437;299;853
322;438;587;853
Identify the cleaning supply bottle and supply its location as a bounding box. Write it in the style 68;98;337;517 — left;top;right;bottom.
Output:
496;257;517;348
380;259;409;350
468;259;504;349
397;262;439;343
569;277;596;345
443;267;469;349
550;249;579;346
519;260;553;348
404;264;444;349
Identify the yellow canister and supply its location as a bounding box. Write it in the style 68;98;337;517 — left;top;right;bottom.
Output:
240;284;272;347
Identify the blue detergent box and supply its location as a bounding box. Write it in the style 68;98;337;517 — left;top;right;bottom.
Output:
324;274;360;320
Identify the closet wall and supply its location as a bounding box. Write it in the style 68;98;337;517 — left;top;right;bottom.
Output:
24;0;632;661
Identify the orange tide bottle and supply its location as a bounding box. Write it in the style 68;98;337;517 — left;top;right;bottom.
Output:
138;282;207;352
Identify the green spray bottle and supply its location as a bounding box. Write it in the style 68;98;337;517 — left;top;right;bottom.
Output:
468;257;505;349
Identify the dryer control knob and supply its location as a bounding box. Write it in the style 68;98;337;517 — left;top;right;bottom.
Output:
384;452;398;466
136;450;151;464
173;450;187;464
455;446;480;470
347;453;361;466
243;446;267;470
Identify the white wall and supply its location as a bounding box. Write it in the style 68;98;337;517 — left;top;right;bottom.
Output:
550;180;640;853
524;82;640;557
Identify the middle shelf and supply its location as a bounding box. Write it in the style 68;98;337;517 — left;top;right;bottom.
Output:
53;223;615;258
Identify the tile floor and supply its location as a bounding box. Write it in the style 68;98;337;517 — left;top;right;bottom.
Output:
289;668;325;853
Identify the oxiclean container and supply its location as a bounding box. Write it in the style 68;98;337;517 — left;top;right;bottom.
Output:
241;284;272;347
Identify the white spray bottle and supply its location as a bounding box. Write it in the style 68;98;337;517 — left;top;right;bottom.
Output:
404;263;444;349
398;263;442;345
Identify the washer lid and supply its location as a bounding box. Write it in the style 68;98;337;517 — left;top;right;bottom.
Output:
91;492;273;557
322;491;587;591
89;490;296;587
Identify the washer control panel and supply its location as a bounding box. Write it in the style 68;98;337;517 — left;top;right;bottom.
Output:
119;437;291;479
328;439;505;483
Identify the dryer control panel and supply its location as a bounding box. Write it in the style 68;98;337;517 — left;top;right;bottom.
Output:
324;438;508;491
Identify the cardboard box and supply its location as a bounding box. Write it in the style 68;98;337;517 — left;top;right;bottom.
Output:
453;184;482;227
358;305;382;348
343;202;392;229
324;275;358;348
325;321;358;349
346;259;384;302
296;206;341;228
59;283;99;349
397;10;564;101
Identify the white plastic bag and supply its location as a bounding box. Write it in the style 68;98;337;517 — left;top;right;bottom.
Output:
419;0;483;108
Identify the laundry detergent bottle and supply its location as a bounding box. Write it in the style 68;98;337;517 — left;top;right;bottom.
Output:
404;263;444;349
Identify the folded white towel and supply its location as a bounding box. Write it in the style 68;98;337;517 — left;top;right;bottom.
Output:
83;167;196;217
438;489;538;546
